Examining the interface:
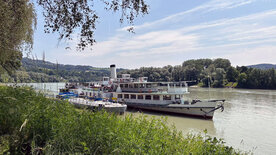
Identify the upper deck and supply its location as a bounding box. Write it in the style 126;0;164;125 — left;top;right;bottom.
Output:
115;81;189;94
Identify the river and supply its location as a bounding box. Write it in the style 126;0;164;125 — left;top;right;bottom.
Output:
14;83;276;154
132;87;276;155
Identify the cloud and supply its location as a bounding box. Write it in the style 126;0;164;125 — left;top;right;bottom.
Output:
65;29;199;58
223;46;276;66
55;0;276;68
120;0;255;31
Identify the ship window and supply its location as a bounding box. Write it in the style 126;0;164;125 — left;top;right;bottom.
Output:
153;95;160;100
124;94;129;99
145;95;151;100
140;84;145;88
163;95;171;100
118;94;122;98
134;84;139;88
146;83;151;88
129;84;134;88
138;95;144;99
124;84;129;88
131;94;136;99
120;84;124;88
175;95;180;99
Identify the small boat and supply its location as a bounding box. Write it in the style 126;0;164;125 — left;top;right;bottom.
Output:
68;98;127;115
56;88;78;99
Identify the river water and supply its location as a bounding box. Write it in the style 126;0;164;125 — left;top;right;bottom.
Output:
133;87;276;155
14;83;276;154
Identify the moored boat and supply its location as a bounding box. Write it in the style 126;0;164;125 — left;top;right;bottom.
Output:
113;83;224;119
108;65;224;119
60;64;225;119
68;98;127;115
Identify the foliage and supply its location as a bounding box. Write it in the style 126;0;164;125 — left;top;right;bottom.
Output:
0;86;245;154
237;68;276;89
37;0;149;50
0;0;148;74
120;58;230;85
0;0;36;74
120;58;276;89
232;82;238;88
226;66;239;82
2;57;276;90
212;68;226;88
0;58;126;82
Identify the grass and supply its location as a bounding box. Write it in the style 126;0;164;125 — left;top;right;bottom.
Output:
232;82;238;88
225;82;238;88
197;82;204;87
225;82;233;87
0;85;247;154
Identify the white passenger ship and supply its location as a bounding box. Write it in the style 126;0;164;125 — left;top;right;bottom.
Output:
62;65;224;119
106;65;225;119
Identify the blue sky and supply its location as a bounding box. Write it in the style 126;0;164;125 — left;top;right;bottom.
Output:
30;0;276;69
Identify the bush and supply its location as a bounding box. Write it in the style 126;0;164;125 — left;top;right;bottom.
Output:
0;86;245;154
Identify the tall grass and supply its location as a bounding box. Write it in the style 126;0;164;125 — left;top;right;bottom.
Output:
0;86;246;154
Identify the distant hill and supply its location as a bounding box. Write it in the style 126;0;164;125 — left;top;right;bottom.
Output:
0;58;126;83
22;57;112;73
247;64;276;70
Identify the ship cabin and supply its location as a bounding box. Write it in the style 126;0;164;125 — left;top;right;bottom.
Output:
114;92;188;105
117;81;189;94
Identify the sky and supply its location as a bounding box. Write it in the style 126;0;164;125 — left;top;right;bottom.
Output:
30;0;276;69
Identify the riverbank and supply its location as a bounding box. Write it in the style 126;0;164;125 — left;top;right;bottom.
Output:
0;85;246;154
196;82;238;88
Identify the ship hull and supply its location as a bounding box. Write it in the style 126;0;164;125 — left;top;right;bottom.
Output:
126;103;216;119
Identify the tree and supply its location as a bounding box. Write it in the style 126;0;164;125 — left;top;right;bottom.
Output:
237;73;247;88
37;0;149;50
212;68;225;88
236;66;248;73
0;0;36;74
226;66;239;82
213;58;231;71
0;0;148;74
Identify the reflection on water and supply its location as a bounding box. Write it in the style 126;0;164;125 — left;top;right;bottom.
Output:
11;83;276;154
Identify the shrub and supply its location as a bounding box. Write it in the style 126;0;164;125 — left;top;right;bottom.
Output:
0;86;245;154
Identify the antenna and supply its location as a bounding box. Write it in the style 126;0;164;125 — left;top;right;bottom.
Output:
56;59;59;75
56;59;59;93
42;51;46;92
208;75;211;100
42;51;45;63
204;66;211;100
35;54;38;61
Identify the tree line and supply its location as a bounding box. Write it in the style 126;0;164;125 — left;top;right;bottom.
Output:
0;58;122;83
1;57;275;89
119;58;276;89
